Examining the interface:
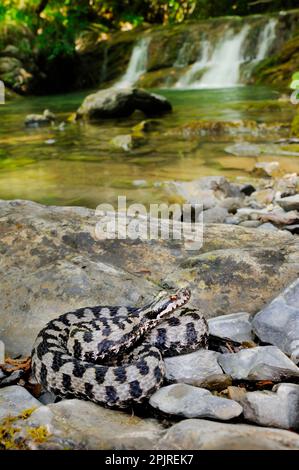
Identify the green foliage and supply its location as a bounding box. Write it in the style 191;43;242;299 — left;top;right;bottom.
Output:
0;1;298;62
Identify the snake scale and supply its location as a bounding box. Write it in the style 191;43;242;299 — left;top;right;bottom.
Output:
31;287;208;408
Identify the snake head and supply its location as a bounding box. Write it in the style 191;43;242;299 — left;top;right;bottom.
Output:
143;287;191;321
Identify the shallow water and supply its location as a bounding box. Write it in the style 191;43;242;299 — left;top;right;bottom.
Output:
0;86;298;208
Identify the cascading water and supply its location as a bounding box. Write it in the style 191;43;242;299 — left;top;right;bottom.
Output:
254;18;277;61
173;18;277;89
176;25;250;89
175;41;210;88
115;37;150;88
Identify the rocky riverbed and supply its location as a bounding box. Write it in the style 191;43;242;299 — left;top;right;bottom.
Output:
0;173;299;449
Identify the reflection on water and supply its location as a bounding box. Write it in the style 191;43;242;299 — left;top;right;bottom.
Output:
0;86;297;208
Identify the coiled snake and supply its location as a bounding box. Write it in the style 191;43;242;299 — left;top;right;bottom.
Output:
31;288;208;408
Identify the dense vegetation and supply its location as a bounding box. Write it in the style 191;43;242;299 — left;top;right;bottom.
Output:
1;1;299;60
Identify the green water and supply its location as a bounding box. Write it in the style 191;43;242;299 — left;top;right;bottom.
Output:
0;86;298;208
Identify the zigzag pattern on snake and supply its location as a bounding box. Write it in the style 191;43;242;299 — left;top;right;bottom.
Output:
31;288;208;408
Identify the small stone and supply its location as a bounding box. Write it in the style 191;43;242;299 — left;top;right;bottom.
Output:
234;383;299;430
277;195;299;212
164;349;223;386
38;391;57;405
0;385;41;420
240;220;261;228
158;418;299;450
203;206;229;223
149;384;242;420
218;346;299;381
257;222;278;231
253;162;280;178
252;279;299;363
208;312;254;343
225;215;241;225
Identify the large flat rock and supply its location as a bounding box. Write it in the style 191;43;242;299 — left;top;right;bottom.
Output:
158;419;299;450
0;199;299;356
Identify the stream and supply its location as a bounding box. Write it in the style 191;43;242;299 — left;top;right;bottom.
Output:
0;85;297;208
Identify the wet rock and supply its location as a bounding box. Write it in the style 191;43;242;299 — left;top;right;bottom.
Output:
277;194;299;212
218;346;299;381
234;383;299;430
0;385;41;420
164;349;223;386
252;279;299;363
208;312;254;343
203;207;229;223
111;132;146;151
25;399;163;450
158;418;299;450
75;87;172;120
149;384;242;420
1;200;299;355
25;109;56;127
225;142;261;157
252;161;280;177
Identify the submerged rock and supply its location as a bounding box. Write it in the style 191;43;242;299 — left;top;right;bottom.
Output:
75;87;172;120
24;109;56;127
158;419;299;450
164;349;223;386
208;312;254;343
218;346;299;381
0;385;41;420
252;279;299;363
233;383;299;430
149;384;242;420
225;142;262;157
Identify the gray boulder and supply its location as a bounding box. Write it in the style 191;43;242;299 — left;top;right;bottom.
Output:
252;279;299;363
149;384;242;420
75;87;172;120
218;345;299;381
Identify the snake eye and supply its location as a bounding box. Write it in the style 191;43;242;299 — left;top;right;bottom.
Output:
170;295;177;301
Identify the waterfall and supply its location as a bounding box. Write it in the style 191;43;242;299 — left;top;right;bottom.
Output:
175;41;210;88
254;19;277;61
115;37;150;88
189;25;250;89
